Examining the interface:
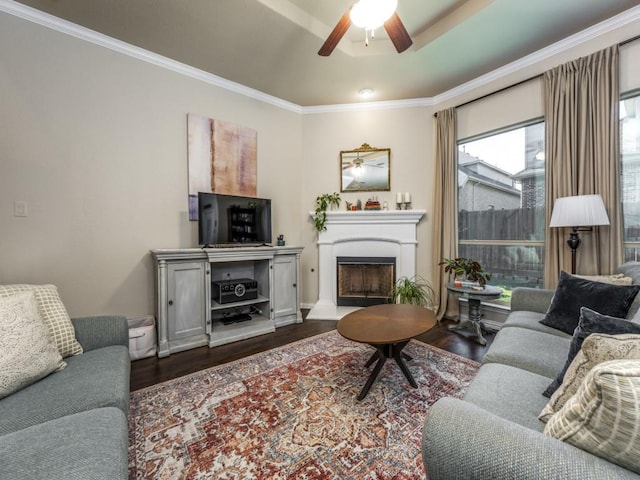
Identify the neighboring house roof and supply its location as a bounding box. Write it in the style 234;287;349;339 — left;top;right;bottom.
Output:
457;151;521;196
458;151;515;179
458;165;522;196
513;156;545;179
512;167;544;179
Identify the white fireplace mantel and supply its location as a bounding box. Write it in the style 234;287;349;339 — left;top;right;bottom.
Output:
308;209;425;320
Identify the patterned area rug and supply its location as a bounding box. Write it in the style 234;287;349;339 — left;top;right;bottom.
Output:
128;330;479;479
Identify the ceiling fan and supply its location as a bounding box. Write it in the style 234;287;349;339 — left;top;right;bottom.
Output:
342;152;386;170
318;0;413;57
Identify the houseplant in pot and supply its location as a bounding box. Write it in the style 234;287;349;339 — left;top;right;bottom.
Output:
388;275;435;310
440;257;492;287
313;192;341;231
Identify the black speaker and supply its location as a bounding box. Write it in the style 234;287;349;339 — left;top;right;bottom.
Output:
211;278;258;304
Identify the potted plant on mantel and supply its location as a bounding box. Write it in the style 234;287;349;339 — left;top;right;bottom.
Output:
313;192;341;231
388;276;436;311
440;257;492;287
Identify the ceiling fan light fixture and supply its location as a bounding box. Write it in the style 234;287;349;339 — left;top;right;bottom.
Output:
359;88;374;98
350;0;398;30
318;0;410;56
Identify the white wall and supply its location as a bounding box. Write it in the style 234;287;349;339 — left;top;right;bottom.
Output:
0;13;302;318
2;9;640;317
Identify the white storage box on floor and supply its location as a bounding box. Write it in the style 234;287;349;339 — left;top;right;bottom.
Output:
128;315;157;360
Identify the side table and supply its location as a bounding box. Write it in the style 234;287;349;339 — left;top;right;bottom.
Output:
446;284;502;346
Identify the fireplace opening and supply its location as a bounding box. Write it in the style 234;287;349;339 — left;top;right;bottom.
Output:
336;256;396;307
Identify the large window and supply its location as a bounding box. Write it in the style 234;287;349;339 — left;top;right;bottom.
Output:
621;92;640;262
457;120;545;306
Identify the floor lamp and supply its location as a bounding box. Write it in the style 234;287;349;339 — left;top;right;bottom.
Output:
549;194;610;274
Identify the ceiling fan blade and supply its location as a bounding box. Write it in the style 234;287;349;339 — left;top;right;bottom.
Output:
318;10;352;56
384;12;413;53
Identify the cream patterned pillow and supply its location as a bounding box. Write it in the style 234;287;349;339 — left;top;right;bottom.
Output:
0;292;66;399
0;284;82;357
539;333;640;422
544;359;640;474
574;273;634;285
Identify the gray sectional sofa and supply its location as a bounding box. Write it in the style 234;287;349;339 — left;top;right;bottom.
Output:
0;315;131;480
422;264;640;480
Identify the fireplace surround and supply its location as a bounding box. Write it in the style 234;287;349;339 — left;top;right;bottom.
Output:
308;210;425;320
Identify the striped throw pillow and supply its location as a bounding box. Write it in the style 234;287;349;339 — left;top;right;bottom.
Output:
539;333;640;423
544;359;640;474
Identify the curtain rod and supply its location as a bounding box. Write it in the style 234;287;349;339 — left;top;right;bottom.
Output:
433;32;640;118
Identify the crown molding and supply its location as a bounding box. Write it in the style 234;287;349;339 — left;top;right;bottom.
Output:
0;0;303;114
303;5;640;114
431;4;640;106
2;0;639;115
301;97;435;114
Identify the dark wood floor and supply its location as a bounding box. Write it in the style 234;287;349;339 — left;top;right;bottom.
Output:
130;315;495;391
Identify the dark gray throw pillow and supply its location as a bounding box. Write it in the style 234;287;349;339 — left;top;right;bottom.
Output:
542;307;640;397
539;271;640;335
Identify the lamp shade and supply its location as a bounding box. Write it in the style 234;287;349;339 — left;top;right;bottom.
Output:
549;194;610;228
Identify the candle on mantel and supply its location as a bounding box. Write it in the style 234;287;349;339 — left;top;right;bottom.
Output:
404;192;411;203
396;192;403;204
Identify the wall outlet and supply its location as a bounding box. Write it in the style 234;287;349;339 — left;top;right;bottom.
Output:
14;200;28;217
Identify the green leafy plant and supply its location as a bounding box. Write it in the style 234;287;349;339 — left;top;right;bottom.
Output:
313;192;341;231
440;257;492;287
388;275;435;310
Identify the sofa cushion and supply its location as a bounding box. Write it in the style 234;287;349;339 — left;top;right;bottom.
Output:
0;345;130;435
544;359;640;475
617;262;640;320
616;261;640;284
463;363;551;432
510;287;556;314
502;310;572;338
0;292;66;399
422;397;640;480
483;326;571;378
0;284;83;357
539;272;640;335
540;333;640;422
543;308;640;398
0;407;128;480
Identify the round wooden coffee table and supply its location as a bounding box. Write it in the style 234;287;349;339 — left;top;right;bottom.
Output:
337;303;437;400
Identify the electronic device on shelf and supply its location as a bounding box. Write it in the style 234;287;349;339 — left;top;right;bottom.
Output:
198;192;272;247
211;278;258;304
219;312;252;325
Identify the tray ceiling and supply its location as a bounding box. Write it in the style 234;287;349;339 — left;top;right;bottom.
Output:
10;0;640;106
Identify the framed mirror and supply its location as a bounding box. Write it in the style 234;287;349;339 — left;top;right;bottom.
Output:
340;143;391;192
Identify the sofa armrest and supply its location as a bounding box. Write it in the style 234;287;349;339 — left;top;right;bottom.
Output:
71;315;129;352
510;287;555;314
422;398;637;480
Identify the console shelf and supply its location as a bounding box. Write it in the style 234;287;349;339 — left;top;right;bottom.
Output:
209;315;275;347
151;246;302;357
210;294;269;311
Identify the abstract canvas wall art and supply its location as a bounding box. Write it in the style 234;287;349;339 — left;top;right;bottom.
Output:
187;114;257;220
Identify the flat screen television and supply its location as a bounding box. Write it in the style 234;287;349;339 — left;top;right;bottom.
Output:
198;192;272;247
